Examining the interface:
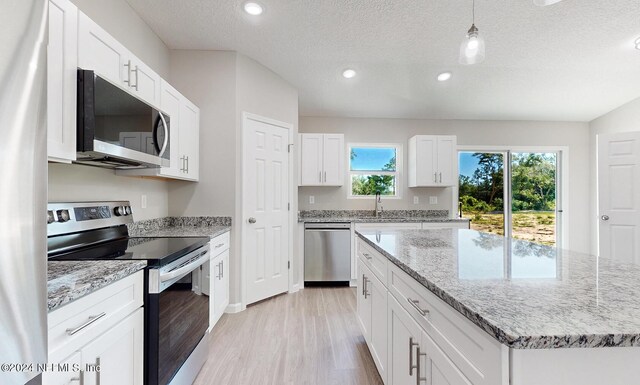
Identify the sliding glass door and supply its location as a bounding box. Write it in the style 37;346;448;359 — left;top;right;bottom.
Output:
458;150;561;247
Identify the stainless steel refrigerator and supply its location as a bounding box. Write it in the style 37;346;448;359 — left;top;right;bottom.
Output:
0;1;48;384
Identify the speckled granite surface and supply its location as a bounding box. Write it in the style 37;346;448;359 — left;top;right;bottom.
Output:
356;228;640;349
299;209;469;223
128;217;231;238
48;260;146;312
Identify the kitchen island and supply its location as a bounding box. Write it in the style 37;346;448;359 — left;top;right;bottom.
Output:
355;228;640;385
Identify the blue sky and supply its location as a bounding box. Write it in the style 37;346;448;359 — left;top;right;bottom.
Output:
350;147;396;171
459;152;481;177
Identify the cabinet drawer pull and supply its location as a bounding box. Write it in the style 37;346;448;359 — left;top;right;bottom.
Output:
66;312;106;336
362;252;372;260
214;243;225;248
407;298;429;317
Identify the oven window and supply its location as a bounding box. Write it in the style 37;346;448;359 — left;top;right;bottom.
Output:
157;268;209;385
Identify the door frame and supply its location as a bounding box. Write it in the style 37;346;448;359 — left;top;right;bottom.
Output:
458;145;569;250
240;112;295;310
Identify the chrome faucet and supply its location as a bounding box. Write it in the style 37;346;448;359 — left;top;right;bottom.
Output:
375;192;383;218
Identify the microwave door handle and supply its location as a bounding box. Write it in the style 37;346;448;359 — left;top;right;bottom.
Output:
158;113;169;157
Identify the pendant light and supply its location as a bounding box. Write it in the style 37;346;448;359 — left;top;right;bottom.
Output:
459;0;485;65
533;0;563;6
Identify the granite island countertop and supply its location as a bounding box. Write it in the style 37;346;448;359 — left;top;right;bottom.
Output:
356;228;640;349
299;209;470;224
48;260;147;312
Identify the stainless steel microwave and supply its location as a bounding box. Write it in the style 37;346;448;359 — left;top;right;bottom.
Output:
76;69;170;169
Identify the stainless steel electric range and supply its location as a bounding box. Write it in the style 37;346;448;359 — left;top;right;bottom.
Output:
47;201;210;385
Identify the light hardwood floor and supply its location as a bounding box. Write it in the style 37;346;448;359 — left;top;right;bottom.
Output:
193;287;384;385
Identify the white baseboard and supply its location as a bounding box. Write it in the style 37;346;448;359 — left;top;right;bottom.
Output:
225;302;243;313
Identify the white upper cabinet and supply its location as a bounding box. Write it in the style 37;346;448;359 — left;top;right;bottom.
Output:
47;0;78;163
408;135;457;187
78;11;160;107
179;97;200;181
299;133;344;186
118;80;200;181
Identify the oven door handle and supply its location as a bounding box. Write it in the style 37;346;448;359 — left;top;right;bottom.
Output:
160;250;209;283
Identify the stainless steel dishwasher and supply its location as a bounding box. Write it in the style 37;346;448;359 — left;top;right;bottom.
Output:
304;222;351;285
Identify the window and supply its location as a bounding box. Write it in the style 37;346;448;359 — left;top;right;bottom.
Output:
348;144;401;198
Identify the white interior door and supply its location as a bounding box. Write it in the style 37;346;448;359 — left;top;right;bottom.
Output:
598;132;640;264
244;115;290;305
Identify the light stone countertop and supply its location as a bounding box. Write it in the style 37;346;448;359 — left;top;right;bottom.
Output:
356;228;640;349
48;260;146;312
131;224;230;239
298;209;470;223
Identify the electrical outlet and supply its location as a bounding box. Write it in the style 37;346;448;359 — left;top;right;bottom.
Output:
141;194;147;209
309;196;315;204
413;196;419;204
429;196;437;205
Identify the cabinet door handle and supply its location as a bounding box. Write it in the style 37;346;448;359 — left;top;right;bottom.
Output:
434;172;437;183
123;60;132;86
131;66;139;91
407;297;429;317
362;274;365;296
439;172;442;183
66;313;106;336
409;337;419;375
324;171;326;182
221;260;224;278
319;171;322;183
416;346;427;385
186;156;189;173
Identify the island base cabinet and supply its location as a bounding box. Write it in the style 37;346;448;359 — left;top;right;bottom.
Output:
357;259;388;383
510;347;640;385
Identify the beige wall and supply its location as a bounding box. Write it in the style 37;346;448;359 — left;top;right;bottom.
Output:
168;51;299;304
588;96;640;254
299;117;592;253
48;0;172;220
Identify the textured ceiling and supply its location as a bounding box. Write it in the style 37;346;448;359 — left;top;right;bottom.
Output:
125;0;640;121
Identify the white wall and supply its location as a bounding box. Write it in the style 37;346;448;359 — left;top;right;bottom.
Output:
588;96;640;254
48;0;172;220
299;117;592;254
168;51;299;304
48;164;169;220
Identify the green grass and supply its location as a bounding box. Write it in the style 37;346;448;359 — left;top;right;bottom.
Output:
463;211;556;245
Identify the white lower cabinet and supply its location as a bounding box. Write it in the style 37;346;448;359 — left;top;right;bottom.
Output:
207;232;231;331
357;237;507;385
79;308;144;385
45;271;144;385
357;258;388;383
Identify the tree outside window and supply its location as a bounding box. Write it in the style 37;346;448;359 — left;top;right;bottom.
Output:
349;145;400;197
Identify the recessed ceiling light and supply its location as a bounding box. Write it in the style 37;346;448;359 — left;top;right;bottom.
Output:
635;37;640;50
243;2;263;16
342;69;357;79
533;0;563;5
437;72;452;82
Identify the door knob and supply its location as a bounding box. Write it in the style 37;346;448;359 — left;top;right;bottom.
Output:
248;217;256;224
601;215;610;221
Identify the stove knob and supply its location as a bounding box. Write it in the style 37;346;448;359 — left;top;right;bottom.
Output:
114;206;127;216
125;206;132;215
56;209;70;222
47;210;55;224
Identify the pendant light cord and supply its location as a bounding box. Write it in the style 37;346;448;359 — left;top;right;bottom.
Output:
472;0;475;24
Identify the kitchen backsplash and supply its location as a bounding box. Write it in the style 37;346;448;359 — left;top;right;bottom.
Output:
127;216;232;235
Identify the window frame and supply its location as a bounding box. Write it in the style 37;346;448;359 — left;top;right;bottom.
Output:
347;143;403;200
